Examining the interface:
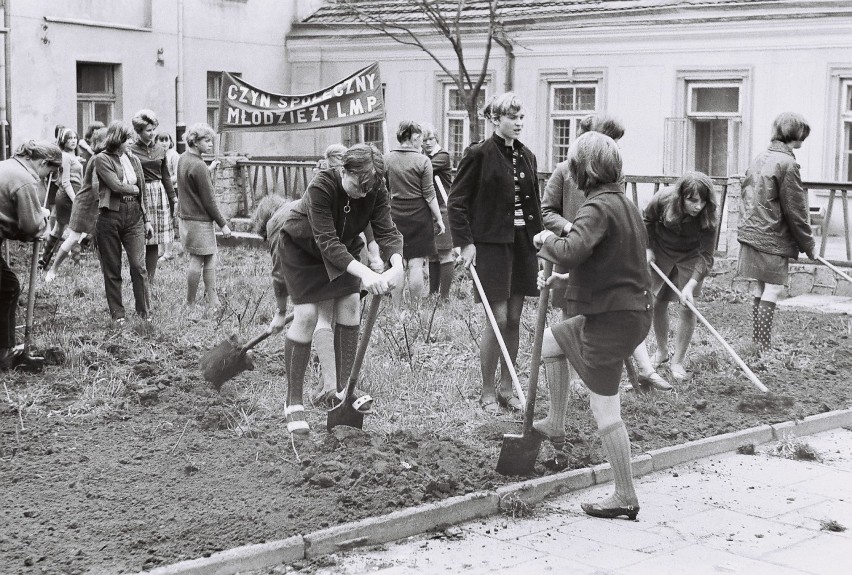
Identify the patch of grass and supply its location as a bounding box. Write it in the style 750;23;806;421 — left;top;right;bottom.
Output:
770;434;821;462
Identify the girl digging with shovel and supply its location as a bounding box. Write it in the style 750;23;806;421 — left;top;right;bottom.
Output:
266;144;403;436
533;132;652;520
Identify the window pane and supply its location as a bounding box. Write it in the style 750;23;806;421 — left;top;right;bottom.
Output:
363;121;383;147
77;64;113;94
691;87;739;113
447;119;465;165
552;119;571;166
341;125;358;147
448;87;463;111
576;87;596;111
847;84;852;112
94;102;113;126
553;87;574;111
207;107;218;130
77;102;89;136
693;119;729;177
207;72;222;100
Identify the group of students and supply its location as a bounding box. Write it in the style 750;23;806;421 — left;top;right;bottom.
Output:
0;114;233;369
253;90;815;520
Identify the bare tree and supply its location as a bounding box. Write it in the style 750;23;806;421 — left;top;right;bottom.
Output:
331;0;502;143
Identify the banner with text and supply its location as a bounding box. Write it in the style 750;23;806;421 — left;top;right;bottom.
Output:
217;63;384;132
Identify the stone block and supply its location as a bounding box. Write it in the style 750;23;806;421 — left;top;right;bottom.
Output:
495;467;595;508
140;536;304;575
787;272;814;296
303;491;498;558
835;279;852;297
649;425;774;471
814;266;838;288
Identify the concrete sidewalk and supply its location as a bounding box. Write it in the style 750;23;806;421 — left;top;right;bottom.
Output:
303;428;852;575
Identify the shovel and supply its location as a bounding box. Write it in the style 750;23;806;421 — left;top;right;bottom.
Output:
327;294;382;431
200;312;293;391
496;260;553;476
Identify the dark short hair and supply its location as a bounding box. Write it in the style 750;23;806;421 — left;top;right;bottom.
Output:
155;132;175;149
771;112;810;144
103;121;135;153
578;114;625;141
343;143;384;194
568;132;622;191
664;171;718;232
15;140;62;163
396;120;422;143
84;121;106;142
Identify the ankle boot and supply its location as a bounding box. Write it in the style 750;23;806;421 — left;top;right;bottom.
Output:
533;357;569;448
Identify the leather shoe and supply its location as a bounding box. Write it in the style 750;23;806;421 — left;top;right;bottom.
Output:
581;501;639;520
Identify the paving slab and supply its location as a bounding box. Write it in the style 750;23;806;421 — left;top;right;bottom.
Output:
777;294;852;314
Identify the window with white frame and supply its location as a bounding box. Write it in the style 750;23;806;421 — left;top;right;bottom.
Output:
77;62;117;137
548;82;597;169
686;81;742;178
843;79;852;181
341;121;384;149
207;71;241;152
444;84;486;167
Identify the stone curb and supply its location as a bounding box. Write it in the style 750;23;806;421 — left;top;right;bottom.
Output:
303;491;497;558
132;408;852;575
137;536;304;575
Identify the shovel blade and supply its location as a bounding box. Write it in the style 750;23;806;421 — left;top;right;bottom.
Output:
496;432;543;476
200;338;250;390
326;400;364;431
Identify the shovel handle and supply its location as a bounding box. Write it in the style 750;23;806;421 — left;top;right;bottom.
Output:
341;294;382;402
816;256;852;284
24;240;40;354
469;265;525;406
650;262;768;393
240;312;294;353
523;260;553;436
434;176;449;205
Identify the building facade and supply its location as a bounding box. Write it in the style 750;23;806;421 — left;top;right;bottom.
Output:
286;0;852;187
0;0;323;155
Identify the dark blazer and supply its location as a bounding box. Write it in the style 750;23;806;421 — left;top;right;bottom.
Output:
539;182;653;316
448;133;542;247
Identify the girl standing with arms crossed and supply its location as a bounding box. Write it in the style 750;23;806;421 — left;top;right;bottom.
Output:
266;144;403;435
534;132;652;519
640;171;718;382
737;113;815;351
449;92;542;413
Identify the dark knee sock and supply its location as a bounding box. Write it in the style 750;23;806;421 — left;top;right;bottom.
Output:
334;324;360;392
754;300;776;351
284;337;311;406
145;245;159;283
429;261;440;294
438;262;454;299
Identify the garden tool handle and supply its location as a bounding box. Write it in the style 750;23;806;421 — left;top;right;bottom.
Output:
240;312;294;354
469;265;526;406
649;262;768;393
24;240;39;354
343;294;382;401
523;260;553;436
434;176;449;205
816;256;852;285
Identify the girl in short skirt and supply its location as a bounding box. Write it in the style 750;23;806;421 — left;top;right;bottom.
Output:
640;171;718;382
534;132;652;520
737;113;815;351
177;123;232;307
266;144;404;436
448;92;542;414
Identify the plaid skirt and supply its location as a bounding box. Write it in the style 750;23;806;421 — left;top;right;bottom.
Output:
143;180;173;245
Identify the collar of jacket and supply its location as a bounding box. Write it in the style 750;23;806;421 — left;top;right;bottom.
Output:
490;132;525;152
13;157;41;181
768;140;796;158
584;181;623;199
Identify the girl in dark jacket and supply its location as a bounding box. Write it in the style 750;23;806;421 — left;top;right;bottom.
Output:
737;113;815;351
266;144;404;436
448;92;542;414
94;121;154;324
421;122;455;299
640;171;718;382
534;132;652;520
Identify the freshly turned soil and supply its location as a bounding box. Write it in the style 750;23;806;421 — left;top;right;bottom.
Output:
1;299;850;574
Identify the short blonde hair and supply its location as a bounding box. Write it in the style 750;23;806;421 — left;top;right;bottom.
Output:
132;109;159;134
481;92;523;121
184;123;216;148
568;132;622;191
420;122;438;141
